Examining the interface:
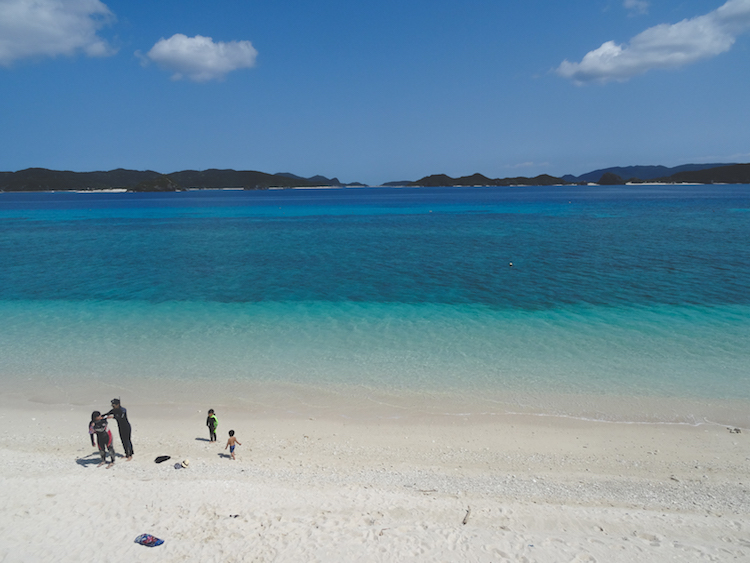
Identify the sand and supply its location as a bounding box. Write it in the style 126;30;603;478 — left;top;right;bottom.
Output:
1;399;749;562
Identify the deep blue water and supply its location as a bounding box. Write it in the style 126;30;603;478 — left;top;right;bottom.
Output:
1;185;748;307
1;185;748;422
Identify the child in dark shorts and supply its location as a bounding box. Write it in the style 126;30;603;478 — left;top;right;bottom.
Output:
225;429;241;460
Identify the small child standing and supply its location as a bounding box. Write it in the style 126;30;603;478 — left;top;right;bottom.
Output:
225;430;241;460
206;409;218;442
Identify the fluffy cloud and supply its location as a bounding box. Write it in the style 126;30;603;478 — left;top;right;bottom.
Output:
0;0;115;67
145;34;258;82
558;0;750;84
623;0;649;16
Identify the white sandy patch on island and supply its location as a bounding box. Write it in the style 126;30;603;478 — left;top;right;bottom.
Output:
1;400;749;562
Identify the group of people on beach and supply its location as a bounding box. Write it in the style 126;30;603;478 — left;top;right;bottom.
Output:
88;398;133;468
87;402;240;467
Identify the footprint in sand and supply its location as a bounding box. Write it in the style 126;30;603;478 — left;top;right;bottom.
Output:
635;531;661;546
672;543;707;556
541;537;566;546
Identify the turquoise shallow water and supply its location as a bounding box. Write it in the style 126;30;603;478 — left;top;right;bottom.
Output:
1;186;748;423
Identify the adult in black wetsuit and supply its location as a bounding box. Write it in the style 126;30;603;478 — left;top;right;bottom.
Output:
104;398;134;460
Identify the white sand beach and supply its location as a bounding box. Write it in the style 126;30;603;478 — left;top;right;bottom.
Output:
1;394;749;563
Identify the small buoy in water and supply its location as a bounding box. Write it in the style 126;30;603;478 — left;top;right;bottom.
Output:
509;262;513;267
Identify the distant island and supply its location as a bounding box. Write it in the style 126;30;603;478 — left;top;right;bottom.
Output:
396;163;750;187
0;168;353;192
1;163;749;192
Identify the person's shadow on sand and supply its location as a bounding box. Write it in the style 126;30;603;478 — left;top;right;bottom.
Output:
195;437;211;442
76;452;105;467
217;453;232;459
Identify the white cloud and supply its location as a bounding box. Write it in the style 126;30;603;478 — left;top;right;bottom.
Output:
624;0;649;16
0;0;115;67
558;0;750;84
145;34;258;82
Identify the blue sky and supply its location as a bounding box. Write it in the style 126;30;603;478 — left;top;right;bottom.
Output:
1;0;749;185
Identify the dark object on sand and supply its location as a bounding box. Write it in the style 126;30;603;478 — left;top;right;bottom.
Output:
154;455;171;463
135;534;164;547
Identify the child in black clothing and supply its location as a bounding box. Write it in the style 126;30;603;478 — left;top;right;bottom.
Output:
206;409;218;442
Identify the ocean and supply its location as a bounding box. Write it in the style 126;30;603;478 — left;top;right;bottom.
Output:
1;185;748;424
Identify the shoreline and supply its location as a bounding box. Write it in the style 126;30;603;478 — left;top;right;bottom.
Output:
1;399;749;562
3;376;750;428
2;182;749;195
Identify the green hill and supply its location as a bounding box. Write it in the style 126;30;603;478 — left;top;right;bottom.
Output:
411;173;564;187
0;168;316;191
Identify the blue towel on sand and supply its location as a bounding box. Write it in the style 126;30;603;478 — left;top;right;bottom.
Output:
135;534;164;547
